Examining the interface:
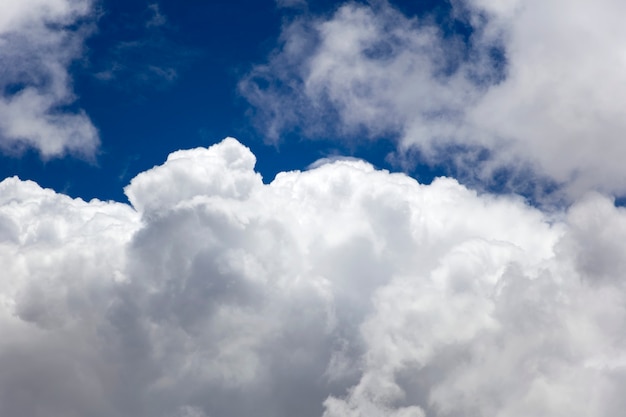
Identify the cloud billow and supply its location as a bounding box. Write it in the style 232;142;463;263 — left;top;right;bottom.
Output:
241;0;626;200
0;0;99;158
1;138;626;416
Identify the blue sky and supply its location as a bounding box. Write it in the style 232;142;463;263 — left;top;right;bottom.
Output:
4;1;626;416
0;0;503;205
2;0;626;204
0;0;450;202
1;0;283;201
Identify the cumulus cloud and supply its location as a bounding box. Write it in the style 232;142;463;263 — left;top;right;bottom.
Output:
0;0;99;158
2;137;626;416
240;0;626;199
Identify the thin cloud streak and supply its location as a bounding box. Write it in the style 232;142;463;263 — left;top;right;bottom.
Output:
92;3;194;91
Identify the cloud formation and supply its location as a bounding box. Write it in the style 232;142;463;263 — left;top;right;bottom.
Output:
0;0;99;158
241;0;626;199
2;137;626;416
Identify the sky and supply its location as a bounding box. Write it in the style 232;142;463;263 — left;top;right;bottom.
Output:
2;0;626;416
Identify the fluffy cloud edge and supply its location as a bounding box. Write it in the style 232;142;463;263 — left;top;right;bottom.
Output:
240;0;626;200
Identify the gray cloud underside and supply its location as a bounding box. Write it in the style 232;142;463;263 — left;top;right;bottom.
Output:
2;138;626;417
241;0;626;199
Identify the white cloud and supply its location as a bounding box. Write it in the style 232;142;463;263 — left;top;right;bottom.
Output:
241;0;626;199
275;0;307;9
2;137;626;416
0;0;98;158
146;4;167;28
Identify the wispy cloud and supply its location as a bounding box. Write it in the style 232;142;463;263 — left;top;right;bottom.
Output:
0;0;99;158
275;0;308;9
241;0;626;200
92;3;195;92
146;3;167;28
